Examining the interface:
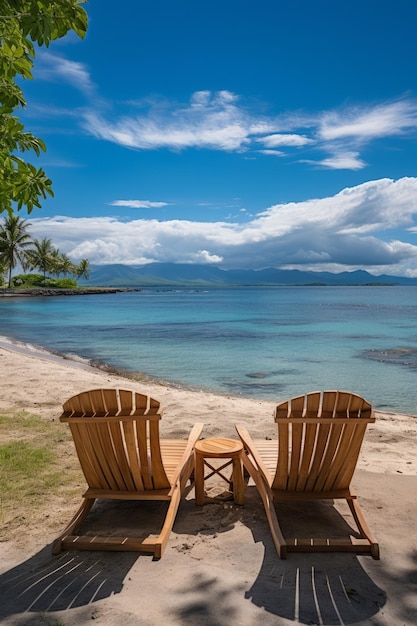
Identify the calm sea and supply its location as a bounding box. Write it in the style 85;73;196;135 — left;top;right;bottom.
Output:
0;286;416;415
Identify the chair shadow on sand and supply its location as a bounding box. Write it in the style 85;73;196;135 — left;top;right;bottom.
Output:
0;499;169;622
245;495;386;625
173;489;386;626
0;547;137;619
0;491;387;625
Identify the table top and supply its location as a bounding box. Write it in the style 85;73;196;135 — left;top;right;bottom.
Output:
194;437;243;456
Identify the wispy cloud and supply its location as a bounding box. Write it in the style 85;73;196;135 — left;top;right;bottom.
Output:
257;150;284;157
83;90;253;151
318;100;417;141
261;133;313;147
35;51;96;97
109;200;170;208
303;151;367;170
28;177;417;276
81;90;417;170
30;52;417;171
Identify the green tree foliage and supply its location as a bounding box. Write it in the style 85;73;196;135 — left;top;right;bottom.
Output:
76;257;90;280
0;255;7;285
0;1;88;214
56;252;77;277
25;236;55;277
0;213;33;286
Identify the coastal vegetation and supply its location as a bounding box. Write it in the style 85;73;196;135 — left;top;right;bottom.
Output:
0;214;89;288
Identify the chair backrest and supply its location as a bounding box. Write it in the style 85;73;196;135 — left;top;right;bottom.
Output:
272;391;374;493
60;388;170;491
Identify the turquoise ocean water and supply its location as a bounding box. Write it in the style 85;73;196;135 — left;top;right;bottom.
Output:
0;286;416;415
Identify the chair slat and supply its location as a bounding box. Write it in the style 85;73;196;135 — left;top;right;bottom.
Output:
69;423;97;484
134;392;149;413
149;420;171;489
102;388;120;415
321;391;337;417
304;423;331;490
305;391;321;417
108;421;137;490
72;422;112;489
273;422;289;489
122;420;145;491
64;394;84;416
275;400;289;419
332;422;368;489
321;423;354;491
296;423;317;491
136;420;153;489
118;389;134;415
88;389;107;416
313;422;344;491
290;395;305;417
334;391;351;417
287;422;303;490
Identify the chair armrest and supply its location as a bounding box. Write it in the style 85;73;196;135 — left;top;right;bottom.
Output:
235;424;272;486
170;422;204;486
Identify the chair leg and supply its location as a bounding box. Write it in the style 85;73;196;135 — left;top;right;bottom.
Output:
241;451;287;559
142;481;182;559
347;497;380;559
52;497;95;555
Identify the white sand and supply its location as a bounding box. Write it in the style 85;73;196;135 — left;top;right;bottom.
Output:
0;343;416;625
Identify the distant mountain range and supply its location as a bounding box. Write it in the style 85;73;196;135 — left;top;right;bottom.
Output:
80;263;417;287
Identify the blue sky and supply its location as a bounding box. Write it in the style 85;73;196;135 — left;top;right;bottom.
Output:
16;0;417;275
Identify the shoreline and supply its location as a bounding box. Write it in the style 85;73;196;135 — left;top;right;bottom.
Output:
1;332;416;419
0;337;416;471
0;334;236;397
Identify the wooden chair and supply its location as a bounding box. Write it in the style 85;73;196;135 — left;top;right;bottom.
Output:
236;390;379;559
52;388;203;558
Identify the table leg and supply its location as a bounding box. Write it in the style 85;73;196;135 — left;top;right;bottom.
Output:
194;451;206;505
232;457;245;505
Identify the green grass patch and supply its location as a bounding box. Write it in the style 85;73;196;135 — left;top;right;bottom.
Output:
0;439;52;469
0;409;81;535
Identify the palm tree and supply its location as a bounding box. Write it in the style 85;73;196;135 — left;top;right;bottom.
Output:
0;214;33;288
49;247;62;277
0;258;7;286
25;237;55;280
76;258;90;281
57;252;77;277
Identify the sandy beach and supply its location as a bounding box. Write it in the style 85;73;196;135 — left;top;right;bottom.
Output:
1;342;417;625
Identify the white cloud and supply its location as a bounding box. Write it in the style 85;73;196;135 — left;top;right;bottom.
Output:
28;177;417;276
257;149;284;157
83;90;254;151
311;151;367;170
261;133;312;147
189;250;223;264
109;200;170;208
36;52;96;96
318;100;417;141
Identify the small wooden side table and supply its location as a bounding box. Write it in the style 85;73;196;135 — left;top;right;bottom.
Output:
194;438;245;505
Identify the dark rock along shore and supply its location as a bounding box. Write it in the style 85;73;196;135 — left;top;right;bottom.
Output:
0;287;131;297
